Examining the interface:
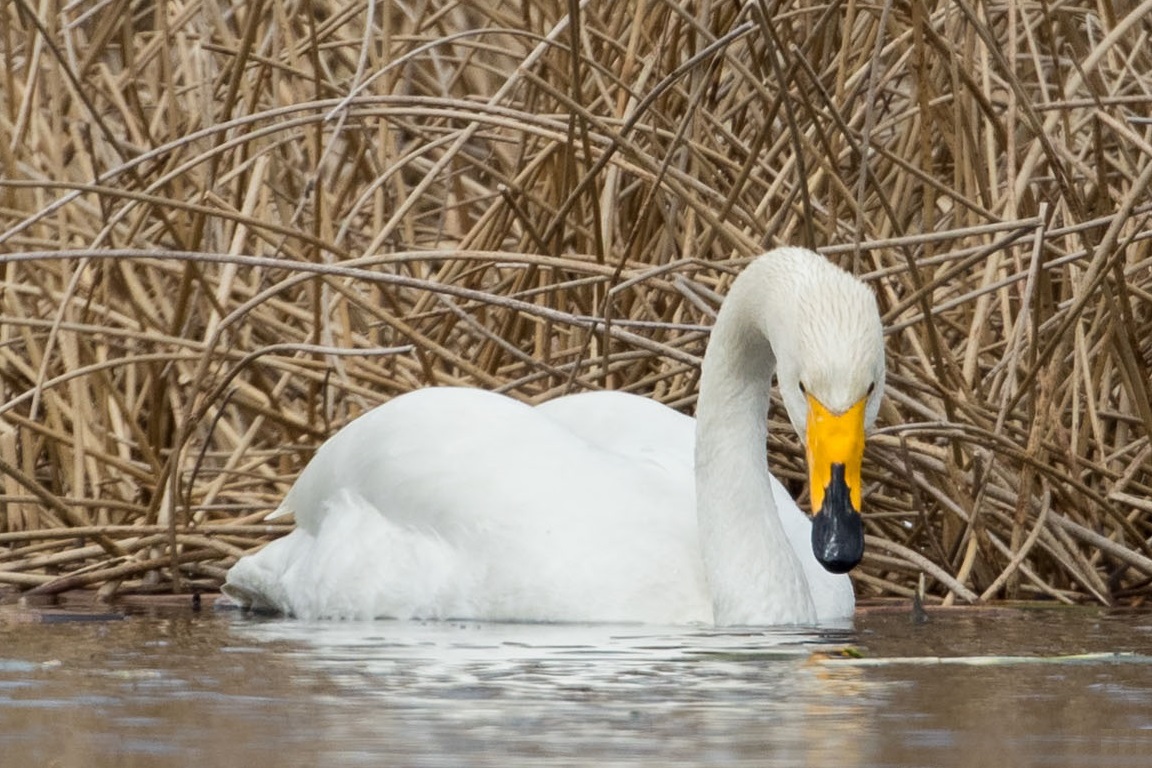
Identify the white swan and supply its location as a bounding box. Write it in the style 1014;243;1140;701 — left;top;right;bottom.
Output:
223;247;886;625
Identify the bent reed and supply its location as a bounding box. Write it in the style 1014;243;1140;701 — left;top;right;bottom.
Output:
1;0;1150;608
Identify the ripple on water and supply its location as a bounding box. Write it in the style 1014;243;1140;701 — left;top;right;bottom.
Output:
1;605;1152;767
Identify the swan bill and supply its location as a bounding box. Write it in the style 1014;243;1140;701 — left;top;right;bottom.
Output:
805;394;867;573
811;464;865;573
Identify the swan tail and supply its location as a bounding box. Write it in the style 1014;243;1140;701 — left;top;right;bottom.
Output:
223;490;464;620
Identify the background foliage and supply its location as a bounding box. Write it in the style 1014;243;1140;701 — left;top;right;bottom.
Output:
1;0;1151;606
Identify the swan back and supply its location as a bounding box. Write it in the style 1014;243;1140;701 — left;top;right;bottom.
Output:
235;388;712;623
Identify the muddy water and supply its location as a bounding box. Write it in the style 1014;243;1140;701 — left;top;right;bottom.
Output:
1;604;1151;767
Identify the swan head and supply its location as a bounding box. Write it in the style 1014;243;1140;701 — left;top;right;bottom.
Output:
770;254;886;574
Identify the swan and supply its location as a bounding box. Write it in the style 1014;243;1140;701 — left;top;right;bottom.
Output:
223;247;886;625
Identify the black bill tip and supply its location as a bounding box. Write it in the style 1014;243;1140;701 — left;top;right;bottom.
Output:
811;463;864;574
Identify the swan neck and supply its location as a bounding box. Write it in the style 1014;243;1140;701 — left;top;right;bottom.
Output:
695;265;815;626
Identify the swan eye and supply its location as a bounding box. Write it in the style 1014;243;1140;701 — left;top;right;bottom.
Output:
866;381;876;396
798;381;808;396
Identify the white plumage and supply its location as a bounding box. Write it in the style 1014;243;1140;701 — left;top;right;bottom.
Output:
224;247;885;626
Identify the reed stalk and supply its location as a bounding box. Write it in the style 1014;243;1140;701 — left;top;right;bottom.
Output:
1;0;1150;607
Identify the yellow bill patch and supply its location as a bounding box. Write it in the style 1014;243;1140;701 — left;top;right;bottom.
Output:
805;393;866;514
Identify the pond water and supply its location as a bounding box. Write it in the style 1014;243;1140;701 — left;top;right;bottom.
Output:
1;601;1151;767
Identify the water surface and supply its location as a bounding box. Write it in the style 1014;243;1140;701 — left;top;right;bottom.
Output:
1;603;1150;767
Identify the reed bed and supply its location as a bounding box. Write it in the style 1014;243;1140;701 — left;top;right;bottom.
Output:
1;0;1150;608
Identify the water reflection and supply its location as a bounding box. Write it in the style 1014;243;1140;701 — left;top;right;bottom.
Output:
233;619;868;767
0;605;1151;767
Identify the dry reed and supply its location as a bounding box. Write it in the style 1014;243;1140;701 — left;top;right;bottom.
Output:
1;0;1150;608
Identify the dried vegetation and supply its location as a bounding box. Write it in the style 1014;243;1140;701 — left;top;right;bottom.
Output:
1;0;1151;607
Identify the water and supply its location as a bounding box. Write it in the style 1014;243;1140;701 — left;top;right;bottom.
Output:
1;603;1151;767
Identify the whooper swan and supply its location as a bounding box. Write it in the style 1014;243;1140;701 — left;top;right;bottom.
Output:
224;247;886;626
